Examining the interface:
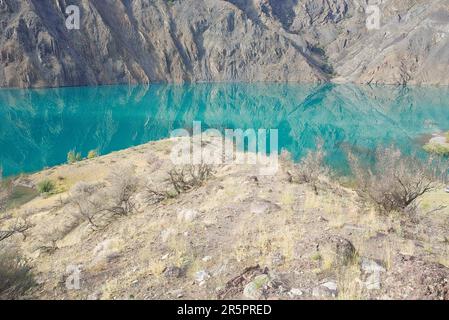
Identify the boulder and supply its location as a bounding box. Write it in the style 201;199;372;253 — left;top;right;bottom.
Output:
318;236;357;267
250;199;281;215
312;281;338;298
163;266;184;279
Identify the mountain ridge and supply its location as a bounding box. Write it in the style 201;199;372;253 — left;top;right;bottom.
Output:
0;0;448;88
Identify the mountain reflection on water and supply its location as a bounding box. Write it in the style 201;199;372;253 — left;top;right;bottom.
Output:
1;83;448;177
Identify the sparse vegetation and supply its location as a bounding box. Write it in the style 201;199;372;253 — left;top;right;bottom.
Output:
68;181;104;228
37;179;55;195
67;150;82;164
0;251;35;300
0;219;32;242
0;217;34;299
423;142;449;156
106;166;139;216
168;164;213;195
146;163;213;204
3;138;449;300
293;142;331;194
87;150;99;159
350;147;448;215
69;166;139;227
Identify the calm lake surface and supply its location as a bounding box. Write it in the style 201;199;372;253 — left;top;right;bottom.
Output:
1;83;449;177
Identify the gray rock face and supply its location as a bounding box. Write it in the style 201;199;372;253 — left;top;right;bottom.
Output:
0;0;448;88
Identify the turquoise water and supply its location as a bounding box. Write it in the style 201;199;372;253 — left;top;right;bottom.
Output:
1;83;449;177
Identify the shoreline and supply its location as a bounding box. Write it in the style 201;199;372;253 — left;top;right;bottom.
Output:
2;81;449;91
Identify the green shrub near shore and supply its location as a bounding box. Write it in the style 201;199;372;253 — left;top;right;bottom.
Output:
87;150;99;159
37;179;55;195
67;150;82;164
423;143;449;156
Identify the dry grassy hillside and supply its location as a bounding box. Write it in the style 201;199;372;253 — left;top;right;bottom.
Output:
1;137;449;300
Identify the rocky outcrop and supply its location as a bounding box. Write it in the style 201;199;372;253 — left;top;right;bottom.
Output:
0;0;448;88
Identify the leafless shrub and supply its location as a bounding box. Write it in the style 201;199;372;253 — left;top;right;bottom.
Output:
146;151;163;172
349;146;448;215
69;167;139;228
106;166;139;216
293;143;331;194
0;219;32;243
0;250;35;300
145;185;175;205
145;163;213;205
168;164;213;195
69;181;105;228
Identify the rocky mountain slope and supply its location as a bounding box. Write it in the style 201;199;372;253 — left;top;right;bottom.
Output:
0;0;448;88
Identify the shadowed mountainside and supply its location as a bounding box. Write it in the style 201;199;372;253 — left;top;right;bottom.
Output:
0;0;448;88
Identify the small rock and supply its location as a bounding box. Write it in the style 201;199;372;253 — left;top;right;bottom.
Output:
161;253;169;260
243;274;270;300
195;270;210;286
312;281;338;298
215;286;225;293
360;257;386;273
249;176;259;183
271;252;285;267
177;209;199;222
318;216;328;222
322;281;337;291
170;289;184;298
202;256;212;262
289;288;303;297
161;228;177;242
87;291;101;300
250;199;281;214
163;266;183;278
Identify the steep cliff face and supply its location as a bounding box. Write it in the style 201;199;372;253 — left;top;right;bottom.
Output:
0;0;448;88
